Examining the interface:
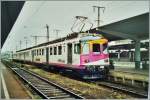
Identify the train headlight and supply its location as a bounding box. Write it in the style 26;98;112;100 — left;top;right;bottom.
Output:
100;66;104;68
84;59;89;63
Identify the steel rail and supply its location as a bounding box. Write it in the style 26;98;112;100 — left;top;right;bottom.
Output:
2;61;84;99
94;81;148;98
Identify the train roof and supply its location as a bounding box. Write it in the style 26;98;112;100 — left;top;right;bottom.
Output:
16;32;79;52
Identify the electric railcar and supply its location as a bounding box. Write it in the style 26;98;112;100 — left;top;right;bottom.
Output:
13;32;109;79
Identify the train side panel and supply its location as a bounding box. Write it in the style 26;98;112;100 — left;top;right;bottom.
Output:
32;47;46;64
46;38;80;68
47;43;67;65
24;50;32;62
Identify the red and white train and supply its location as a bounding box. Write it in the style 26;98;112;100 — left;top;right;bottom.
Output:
13;32;110;79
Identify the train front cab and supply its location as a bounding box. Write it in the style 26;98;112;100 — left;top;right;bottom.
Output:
79;37;109;79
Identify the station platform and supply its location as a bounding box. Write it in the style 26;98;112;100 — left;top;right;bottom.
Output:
111;67;149;76
0;61;31;99
109;67;149;88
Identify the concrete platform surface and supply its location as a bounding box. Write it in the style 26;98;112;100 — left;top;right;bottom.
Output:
110;68;149;82
112;67;149;75
0;62;31;99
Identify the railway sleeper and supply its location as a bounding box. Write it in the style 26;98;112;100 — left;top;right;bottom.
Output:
34;84;54;87
42;90;63;94
36;86;56;89
45;92;67;96
47;95;71;99
40;89;60;91
39;88;60;91
26;79;40;82
37;87;57;90
30;80;48;84
32;83;50;86
24;77;38;79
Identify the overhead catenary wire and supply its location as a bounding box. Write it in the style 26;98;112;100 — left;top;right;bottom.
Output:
19;1;46;47
24;1;46;24
53;29;61;39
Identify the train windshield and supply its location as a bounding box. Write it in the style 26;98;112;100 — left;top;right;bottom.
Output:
93;44;100;54
82;42;89;54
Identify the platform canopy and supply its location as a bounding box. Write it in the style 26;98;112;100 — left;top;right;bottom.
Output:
88;13;149;41
1;1;25;47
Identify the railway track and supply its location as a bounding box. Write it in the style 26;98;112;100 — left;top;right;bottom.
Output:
93;81;148;98
3;60;148;99
3;61;84;99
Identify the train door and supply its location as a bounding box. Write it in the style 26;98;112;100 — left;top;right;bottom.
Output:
31;50;34;62
46;47;49;64
67;43;72;64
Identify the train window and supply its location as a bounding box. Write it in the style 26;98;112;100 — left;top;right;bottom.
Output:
103;43;108;51
49;47;50;54
34;50;35;56
54;47;57;55
74;44;76;53
43;49;45;55
49;47;52;55
74;43;81;54
42;49;44;55
58;46;62;55
32;50;34;56
93;44;100;53
37;50;38;56
35;50;37;56
82;43;89;54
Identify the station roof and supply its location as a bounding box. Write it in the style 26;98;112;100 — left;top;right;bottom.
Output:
89;12;149;41
109;42;149;50
1;1;24;47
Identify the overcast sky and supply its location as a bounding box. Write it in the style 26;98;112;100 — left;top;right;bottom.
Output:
1;1;149;53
